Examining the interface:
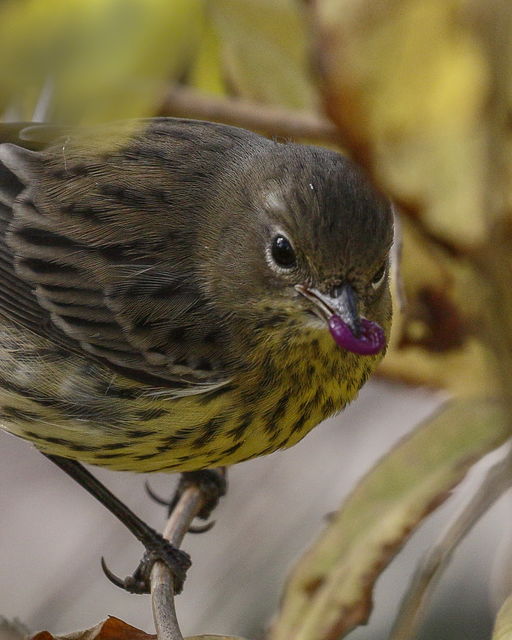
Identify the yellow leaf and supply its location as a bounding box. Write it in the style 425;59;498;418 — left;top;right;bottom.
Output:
314;0;490;249
492;595;512;640
0;0;204;122
209;0;314;109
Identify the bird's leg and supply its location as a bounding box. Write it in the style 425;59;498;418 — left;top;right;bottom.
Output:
146;468;227;533
43;454;191;594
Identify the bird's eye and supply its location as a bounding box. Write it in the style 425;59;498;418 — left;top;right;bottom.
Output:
271;235;297;269
371;263;387;290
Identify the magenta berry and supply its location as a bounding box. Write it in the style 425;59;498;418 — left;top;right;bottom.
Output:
328;315;386;355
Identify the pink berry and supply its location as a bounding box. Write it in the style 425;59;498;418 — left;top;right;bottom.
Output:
328;314;386;355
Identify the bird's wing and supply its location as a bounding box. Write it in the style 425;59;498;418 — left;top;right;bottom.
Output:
0;121;232;395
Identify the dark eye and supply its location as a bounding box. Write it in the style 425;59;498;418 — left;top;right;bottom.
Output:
271;235;297;269
371;263;387;289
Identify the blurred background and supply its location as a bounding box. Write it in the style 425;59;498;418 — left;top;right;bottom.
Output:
0;1;511;639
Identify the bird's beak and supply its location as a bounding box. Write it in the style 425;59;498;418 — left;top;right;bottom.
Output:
295;283;361;337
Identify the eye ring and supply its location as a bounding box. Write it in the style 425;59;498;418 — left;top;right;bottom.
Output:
371;263;387;290
270;234;297;269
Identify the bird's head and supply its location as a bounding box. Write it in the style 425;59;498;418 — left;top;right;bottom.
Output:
201;142;394;358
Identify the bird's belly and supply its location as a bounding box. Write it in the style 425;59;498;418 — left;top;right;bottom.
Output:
0;325;375;472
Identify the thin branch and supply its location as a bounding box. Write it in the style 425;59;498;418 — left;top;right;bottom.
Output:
159;85;338;142
150;486;205;640
389;449;512;640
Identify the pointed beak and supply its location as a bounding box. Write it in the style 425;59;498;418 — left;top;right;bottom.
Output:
295;283;361;337
296;283;386;356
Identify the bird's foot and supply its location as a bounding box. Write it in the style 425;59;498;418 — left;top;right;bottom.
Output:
146;468;227;527
101;529;191;594
102;469;226;594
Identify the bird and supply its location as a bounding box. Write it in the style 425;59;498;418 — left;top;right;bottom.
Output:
0;117;393;591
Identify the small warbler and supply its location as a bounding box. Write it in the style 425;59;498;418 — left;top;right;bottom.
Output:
0;118;393;590
0;117;393;471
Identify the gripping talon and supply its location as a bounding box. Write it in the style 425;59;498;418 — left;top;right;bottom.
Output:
145;479;215;533
101;540;191;595
188;520;216;534
144;479;181;516
102;469;227;595
145;469;227;520
101;556;129;590
100;556;147;594
144;481;170;507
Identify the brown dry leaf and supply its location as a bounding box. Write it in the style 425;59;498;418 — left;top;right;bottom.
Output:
378;217;494;395
27;619;250;640
30;617;154;640
270;399;508;640
185;636;250;640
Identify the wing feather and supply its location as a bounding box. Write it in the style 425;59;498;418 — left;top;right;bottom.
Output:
0;120;235;394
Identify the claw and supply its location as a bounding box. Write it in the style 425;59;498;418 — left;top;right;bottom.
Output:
100;556;147;594
144;481;170;507
101;556;129;590
146;470;227;521
188;520;216;534
145;480;181;516
145;480;215;534
101;543;191;595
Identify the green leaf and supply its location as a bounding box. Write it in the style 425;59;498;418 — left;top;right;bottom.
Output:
209;0;314;109
270;399;509;640
0;0;204;122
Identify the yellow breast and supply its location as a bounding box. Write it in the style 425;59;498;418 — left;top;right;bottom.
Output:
0;324;383;473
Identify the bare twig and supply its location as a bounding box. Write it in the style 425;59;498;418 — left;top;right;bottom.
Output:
159;85;338;142
389;449;512;640
150;486;205;640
